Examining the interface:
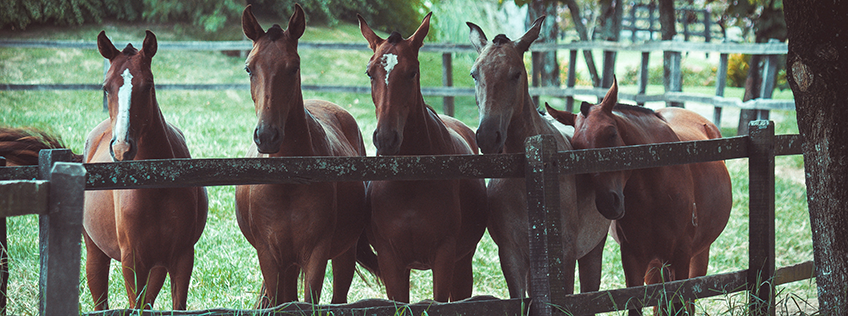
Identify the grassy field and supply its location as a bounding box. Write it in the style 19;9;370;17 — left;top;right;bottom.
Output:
0;16;815;315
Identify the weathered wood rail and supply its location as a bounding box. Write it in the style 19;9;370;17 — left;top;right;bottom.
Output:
1;39;791;122
0;121;810;315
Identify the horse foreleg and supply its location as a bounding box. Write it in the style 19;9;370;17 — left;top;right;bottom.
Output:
377;250;410;303
449;251;474;301
146;267;167;307
83;232;111;310
620;245;649;316
578;235;606;293
302;246;331;304
120;256;153;309
168;250;195;310
498;244;528;299
330;247;356;304
431;241;457;302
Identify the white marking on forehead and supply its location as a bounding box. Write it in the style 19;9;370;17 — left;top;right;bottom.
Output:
381;53;398;86
114;68;133;141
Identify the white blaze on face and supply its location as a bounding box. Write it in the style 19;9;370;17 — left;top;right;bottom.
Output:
114;68;133;141
381;53;398;86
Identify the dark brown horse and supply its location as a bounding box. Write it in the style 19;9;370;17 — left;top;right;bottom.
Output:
358;13;488;302
83;31;208;310
466;18;610;299
546;79;732;315
235;5;370;306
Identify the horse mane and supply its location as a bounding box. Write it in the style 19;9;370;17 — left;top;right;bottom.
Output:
492;34;511;45
122;43;138;55
387;31;403;44
266;24;284;41
0;127;82;165
613;103;666;121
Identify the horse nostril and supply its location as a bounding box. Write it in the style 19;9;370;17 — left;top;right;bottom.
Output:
254;128;261;145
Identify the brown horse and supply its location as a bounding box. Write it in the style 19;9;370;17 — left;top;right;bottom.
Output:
0;127;82;166
83;31;208;310
235;5;370;306
466;18;610;299
358;13;488;303
546;79;732;315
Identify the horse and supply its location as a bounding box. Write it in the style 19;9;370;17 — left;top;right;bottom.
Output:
82;30;208;310
358;13;488;303
546;79;732;315
235;4;371;306
466;18;611;299
0;127;82;166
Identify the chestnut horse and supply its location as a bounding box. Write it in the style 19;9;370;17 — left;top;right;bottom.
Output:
358;13;488;302
467;18;610;299
0;127;82;166
83;31;208;310
235;5;370;306
546;79;732;315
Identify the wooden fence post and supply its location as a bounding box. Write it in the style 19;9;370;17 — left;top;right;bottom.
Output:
442;52;454;116
525;135;565;316
747;120;776;316
637;52;650;106
714;51;729;126
758;40;780;121
565;49;577;112
102;58;109;112
0;157;5;316
36;149;74;315
664;43;683;107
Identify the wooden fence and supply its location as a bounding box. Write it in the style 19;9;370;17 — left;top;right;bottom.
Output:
0;120;812;315
1;39;791;125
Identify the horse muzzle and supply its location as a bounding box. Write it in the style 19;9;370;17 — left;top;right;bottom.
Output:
254;125;283;154
596;189;625;220
110;138;137;161
475;120;505;154
373;129;401;156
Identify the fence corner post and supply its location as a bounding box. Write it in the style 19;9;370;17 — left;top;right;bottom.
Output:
747;120;776;316
525;135;566;316
36;149;74;315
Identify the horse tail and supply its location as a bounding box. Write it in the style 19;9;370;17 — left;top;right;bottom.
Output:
355;227;381;282
0;127;82;166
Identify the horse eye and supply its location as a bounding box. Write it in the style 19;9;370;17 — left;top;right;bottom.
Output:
512;72;521;80
365;71;373;80
244;66;251;75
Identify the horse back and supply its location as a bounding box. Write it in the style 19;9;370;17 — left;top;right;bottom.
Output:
439;114;479;154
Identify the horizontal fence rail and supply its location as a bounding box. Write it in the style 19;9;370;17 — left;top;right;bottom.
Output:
1;39;794;115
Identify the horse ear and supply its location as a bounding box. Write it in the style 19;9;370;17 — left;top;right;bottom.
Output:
580;101;593;117
515;15;544;53
600;76;619;112
545;102;577;126
142;30;157;58
242;5;265;41
409;12;432;49
97;31;120;60
287;3;306;41
467;22;488;53
358;14;383;52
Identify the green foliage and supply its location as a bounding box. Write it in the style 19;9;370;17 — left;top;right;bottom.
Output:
621;62;717;87
142;0;243;33
1;0;107;30
727;54;751;88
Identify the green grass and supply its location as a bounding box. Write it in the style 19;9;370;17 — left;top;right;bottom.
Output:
1;17;816;315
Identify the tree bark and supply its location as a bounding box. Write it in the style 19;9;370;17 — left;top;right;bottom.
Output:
563;0;601;86
784;1;848;315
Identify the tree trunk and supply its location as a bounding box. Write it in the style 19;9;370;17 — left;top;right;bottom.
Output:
784;1;848;315
563;0;601;87
737;54;763;135
528;0;560;106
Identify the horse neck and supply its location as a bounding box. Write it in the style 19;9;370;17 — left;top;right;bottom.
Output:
135;90;179;159
274;95;324;157
614;111;678;146
503;89;557;153
399;95;454;155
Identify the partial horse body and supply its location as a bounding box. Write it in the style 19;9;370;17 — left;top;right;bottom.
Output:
83;31;208;310
546;80;732;315
235;5;370;306
466;18;610;299
0;127;82;166
358;13;488;303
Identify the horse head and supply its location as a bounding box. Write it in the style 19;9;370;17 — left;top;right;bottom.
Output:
358;13;431;156
242;4;305;154
98;30;158;162
466;16;544;154
546;79;627;220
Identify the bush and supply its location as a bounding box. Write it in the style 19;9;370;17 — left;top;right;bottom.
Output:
621;62;717;87
727;53;750;88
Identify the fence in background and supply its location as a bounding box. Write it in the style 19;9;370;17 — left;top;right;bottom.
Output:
1;39;791;127
0;120;813;315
